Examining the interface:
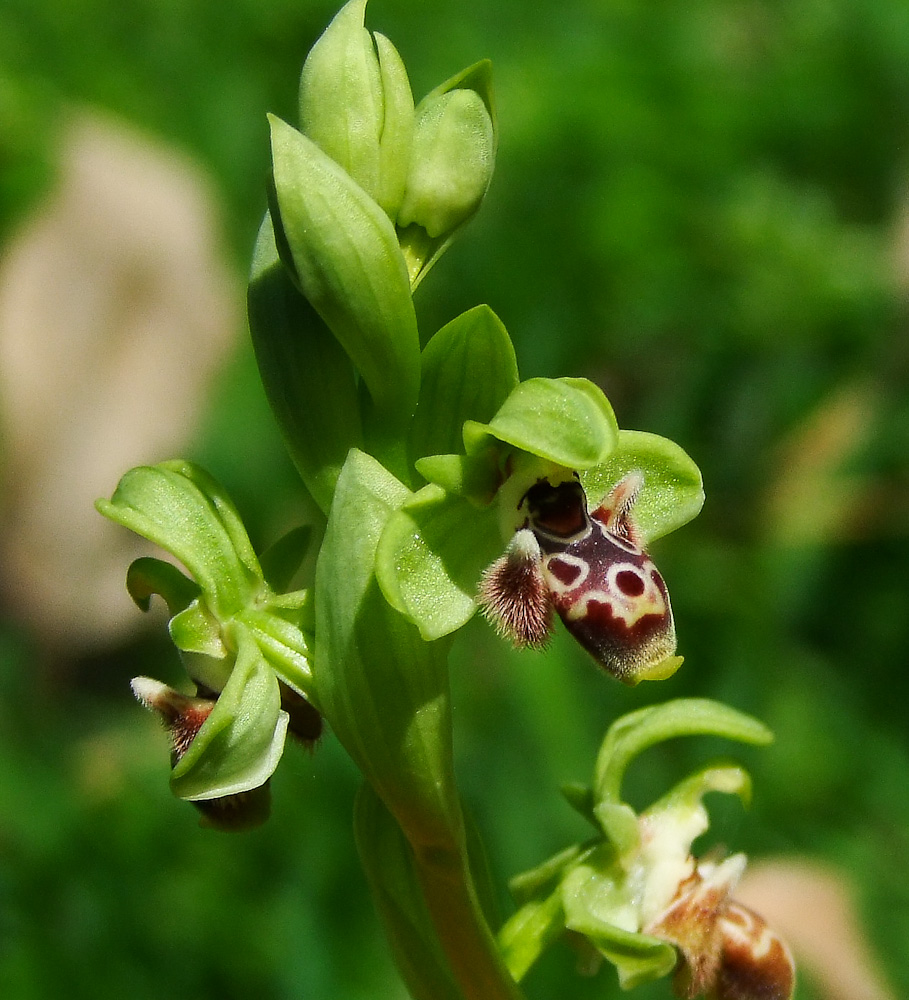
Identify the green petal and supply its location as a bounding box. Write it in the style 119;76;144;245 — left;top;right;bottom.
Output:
269;115;420;431
169;599;227;660
125;557;199;616
580;429;704;542
464;377;618;470
410;305;518;465
170;629;288;800
376;484;504;641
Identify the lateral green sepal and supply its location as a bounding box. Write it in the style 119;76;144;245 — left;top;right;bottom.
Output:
580;429;704;543
170;627;288;801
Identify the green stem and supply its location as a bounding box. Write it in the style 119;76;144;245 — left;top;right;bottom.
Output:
412;842;526;1000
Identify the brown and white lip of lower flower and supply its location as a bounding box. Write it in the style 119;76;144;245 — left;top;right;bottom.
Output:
131;676;215;764
645;855;795;1000
131;676;273;831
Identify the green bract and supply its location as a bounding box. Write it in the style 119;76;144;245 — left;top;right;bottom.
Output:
497;699;774;989
269;113;420;450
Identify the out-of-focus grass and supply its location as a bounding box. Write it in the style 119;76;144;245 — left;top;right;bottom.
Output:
1;0;908;997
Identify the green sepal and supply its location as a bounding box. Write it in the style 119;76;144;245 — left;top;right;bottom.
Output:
410;305;518;465
374;32;415;219
297;0;414;218
354;783;462;1000
375;484;504;641
170;627;288;801
593;802;642;858
560;851;677;990
258;525;313;592
269;115;420;432
314;450;460;847
398;60;496;288
96;461;263;620
248;216;363;513
464;377;619;470
125;557;199;616
580;429;704;543
594;698;774;807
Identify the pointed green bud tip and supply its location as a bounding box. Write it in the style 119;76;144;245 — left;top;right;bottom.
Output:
398;86;495;239
298;0;414;217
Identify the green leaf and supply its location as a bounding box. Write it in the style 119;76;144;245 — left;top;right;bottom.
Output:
314;450;460;847
354;783;462;1000
594;698;774;807
579;429;704;543
248;216;363;513
269;115;420;432
125;557;199;616
96;462;263;619
410;305;519;465
464;377;619;470
375;484;504;641
170;627;288;800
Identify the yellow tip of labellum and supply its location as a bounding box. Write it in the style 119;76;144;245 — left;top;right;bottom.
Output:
632;655;685;685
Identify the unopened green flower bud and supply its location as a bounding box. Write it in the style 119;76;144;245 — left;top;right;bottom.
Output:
398;87;495;240
299;0;414;218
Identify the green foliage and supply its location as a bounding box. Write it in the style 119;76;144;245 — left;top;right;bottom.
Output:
2;0;909;997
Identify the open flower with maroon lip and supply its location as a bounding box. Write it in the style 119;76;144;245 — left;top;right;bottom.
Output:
374;309;704;684
497;699;796;999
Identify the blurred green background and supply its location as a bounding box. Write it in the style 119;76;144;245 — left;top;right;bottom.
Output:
1;0;908;997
